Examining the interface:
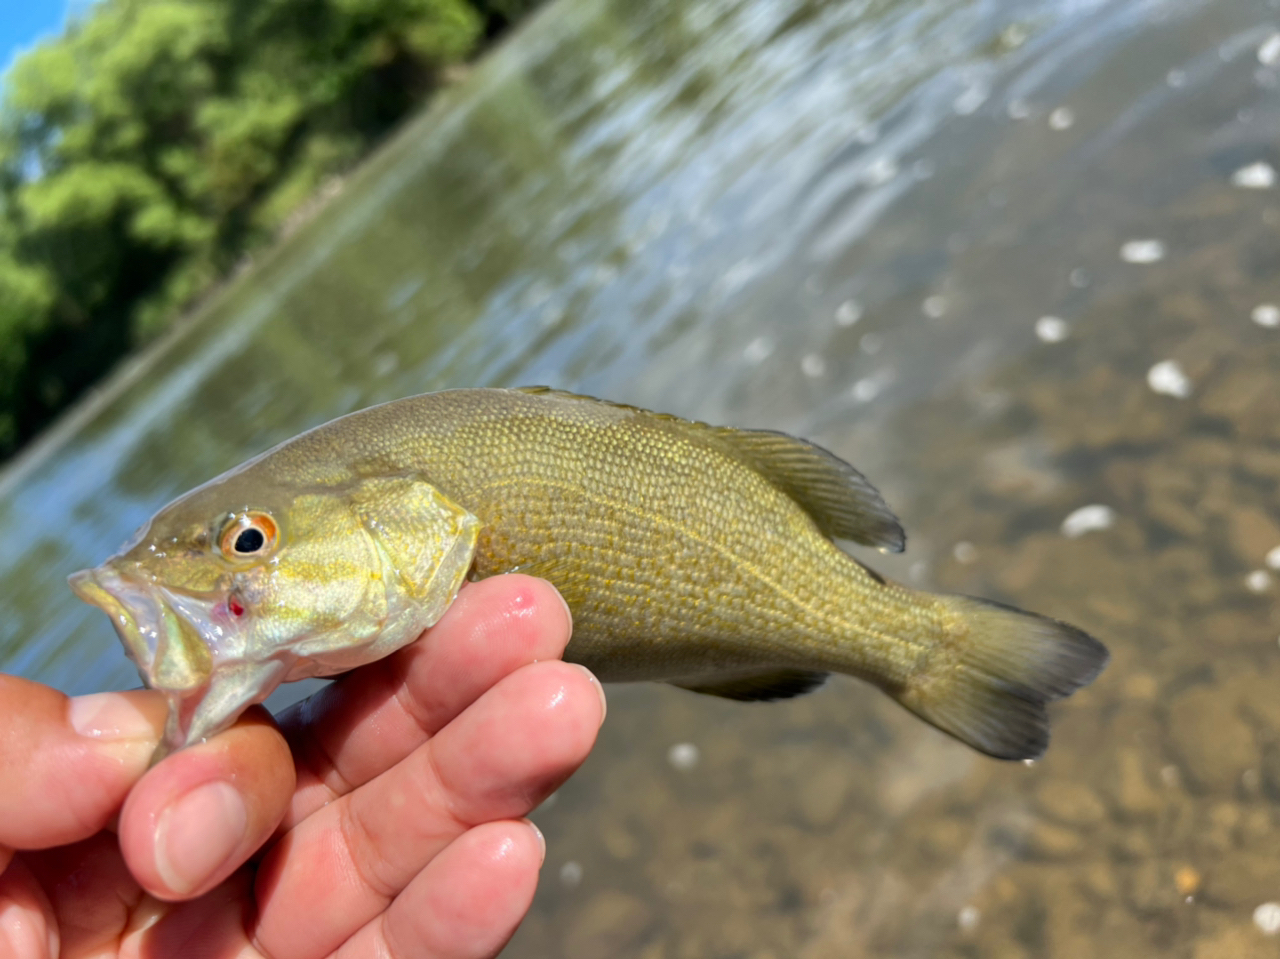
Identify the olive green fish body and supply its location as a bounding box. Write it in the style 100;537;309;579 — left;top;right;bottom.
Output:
244;389;924;682
71;388;1108;760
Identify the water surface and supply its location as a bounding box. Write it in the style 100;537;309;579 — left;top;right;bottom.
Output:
4;0;1280;955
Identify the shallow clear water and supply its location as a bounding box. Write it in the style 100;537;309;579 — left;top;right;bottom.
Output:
4;0;1280;954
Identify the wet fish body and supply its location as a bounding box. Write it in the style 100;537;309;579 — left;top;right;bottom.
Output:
70;388;1107;759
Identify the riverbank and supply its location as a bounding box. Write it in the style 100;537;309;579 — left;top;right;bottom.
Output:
0;0;540;463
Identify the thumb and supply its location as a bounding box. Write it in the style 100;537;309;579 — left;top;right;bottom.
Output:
0;676;165;851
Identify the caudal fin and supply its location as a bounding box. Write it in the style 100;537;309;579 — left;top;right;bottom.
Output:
894;597;1108;760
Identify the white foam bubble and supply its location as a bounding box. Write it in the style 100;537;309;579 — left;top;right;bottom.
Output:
1254;902;1280;935
1002;23;1028;48
953;541;978;564
835;299;863;326
1035;316;1069;343
1007;98;1031;120
560;861;583;887
1246;570;1272;593
859;333;883;355
1121;239;1165;263
1252;303;1280;328
801;354;827;378
958;906;981;932
862;156;899;186
1061;504;1115;538
668;742;700;770
1232;162;1276;189
1259;33;1280;66
1049;107;1075;130
954;85;988;115
1166;68;1187;87
1147;360;1191;398
743;336;774;364
851;378;879;402
1266;545;1280;570
923;295;947;318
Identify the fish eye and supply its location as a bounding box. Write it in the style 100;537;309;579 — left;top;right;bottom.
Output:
219;511;278;559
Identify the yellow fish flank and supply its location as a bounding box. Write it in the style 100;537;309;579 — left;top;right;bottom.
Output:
69;388;1108;760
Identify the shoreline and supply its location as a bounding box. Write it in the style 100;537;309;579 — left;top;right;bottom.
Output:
0;12;533;498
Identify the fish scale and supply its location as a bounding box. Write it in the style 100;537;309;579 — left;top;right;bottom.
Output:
70;387;1107;761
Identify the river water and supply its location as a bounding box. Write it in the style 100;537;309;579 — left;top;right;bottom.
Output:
3;0;1280;955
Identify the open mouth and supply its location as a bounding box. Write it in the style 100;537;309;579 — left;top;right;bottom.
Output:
68;566;214;692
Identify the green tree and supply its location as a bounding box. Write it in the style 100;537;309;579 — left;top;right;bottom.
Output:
0;0;521;460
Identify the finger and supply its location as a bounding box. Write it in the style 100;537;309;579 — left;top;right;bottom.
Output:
0;677;166;850
279;575;572;826
118;707;294;901
0;856;58;958
21;833;143;956
252;660;603;959
335;821;544;959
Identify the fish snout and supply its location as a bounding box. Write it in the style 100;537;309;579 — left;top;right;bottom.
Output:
68;565;213;693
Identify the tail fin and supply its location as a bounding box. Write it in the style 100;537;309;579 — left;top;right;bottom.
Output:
894;597;1108;761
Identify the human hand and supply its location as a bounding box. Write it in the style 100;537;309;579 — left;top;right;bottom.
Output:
0;574;602;958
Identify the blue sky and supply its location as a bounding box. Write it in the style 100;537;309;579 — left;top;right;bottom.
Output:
2;0;74;77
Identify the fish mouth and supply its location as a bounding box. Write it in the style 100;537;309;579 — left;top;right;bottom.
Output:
70;565;282;757
68;566;214;693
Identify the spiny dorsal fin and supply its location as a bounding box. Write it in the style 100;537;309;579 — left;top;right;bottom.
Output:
512;387;905;552
672;668;830;702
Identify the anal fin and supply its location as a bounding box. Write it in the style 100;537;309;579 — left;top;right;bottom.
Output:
673;668;829;702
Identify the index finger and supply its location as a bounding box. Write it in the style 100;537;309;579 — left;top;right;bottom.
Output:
277;574;574;828
0;677;166;852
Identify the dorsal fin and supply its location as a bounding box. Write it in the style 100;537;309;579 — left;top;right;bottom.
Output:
706;427;904;551
511;386;905;552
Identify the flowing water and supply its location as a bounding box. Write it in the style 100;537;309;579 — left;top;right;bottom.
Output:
4;0;1280;954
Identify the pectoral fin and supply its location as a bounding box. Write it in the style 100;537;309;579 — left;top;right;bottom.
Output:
673;668;830;701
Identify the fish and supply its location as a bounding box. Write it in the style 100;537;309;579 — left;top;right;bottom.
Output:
69;387;1108;761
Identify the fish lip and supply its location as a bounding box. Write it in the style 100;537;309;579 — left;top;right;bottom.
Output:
69;566;159;665
68;566;215;693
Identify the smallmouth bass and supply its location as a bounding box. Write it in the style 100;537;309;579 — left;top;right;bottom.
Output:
69;388;1108;760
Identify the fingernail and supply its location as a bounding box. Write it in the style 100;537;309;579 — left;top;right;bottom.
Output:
572;664;607;725
0;893;55;958
553;588;574;633
70;692;158;742
524;819;546;864
154;781;247;896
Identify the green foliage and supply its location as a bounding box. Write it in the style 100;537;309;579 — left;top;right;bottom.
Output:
0;0;532;461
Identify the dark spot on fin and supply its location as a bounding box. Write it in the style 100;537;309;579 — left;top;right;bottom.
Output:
896;596;1109;761
511;386;905;552
673;668;830;702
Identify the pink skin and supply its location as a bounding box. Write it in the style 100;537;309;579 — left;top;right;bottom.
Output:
0;575;603;959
